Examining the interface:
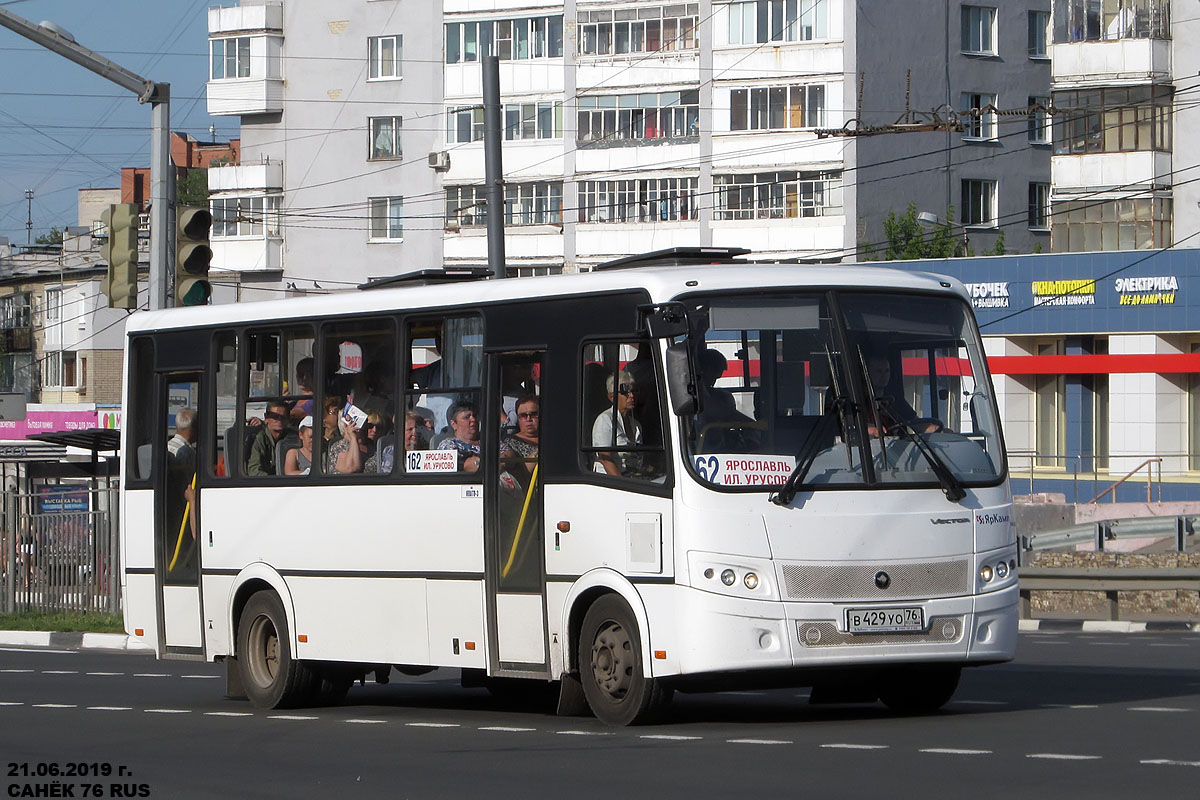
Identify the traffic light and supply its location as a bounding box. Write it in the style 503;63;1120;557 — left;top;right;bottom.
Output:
175;206;213;307
100;204;139;310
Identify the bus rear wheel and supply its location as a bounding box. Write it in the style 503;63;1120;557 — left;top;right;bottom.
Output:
878;665;961;714
578;595;671;726
237;591;315;709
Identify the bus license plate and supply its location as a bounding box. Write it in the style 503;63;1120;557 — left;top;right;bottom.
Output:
846;607;924;634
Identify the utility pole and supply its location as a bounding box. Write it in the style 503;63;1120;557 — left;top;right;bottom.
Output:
482;55;506;279
0;8;172;310
24;189;32;245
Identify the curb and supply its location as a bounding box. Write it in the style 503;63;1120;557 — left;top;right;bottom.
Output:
0;630;154;652
1019;619;1200;633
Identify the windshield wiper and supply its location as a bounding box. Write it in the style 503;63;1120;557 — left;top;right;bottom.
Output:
771;396;849;506
886;416;966;502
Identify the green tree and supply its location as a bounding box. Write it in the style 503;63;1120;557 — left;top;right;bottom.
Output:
34;226;63;245
880;204;959;261
176;168;209;207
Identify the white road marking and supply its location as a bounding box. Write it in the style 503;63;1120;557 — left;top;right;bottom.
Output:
921;748;992;755
134;673;169;677
144;709;190;714
1029;640;1069;645
640;734;702;741
953;700;1007;706
87;706;131;711
556;730;613;736
1141;759;1200;767
0;648;74;654
1027;753;1102;761
480;726;536;732
41;670;77;674
86;672;124;676
0;669;34;673
0;702;24;706
1089;642;1130;647
1129;707;1189;713
181;675;220;679
1149;644;1188;648
727;738;792;745
406;722;459;728
820;744;888;750
204;711;252;717
345;719;387;725
269;715;318;721
1041;704;1098;709
33;703;76;708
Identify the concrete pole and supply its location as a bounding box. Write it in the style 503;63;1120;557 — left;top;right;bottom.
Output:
482;56;506;279
150;88;171;310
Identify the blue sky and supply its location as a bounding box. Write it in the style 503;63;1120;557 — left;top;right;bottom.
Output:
0;0;227;244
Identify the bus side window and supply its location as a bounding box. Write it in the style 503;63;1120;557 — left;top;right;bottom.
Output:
212;332;236;478
242;327;314;477
580;340;664;481
320;318;396;476
128;337;154;483
403;316;483;474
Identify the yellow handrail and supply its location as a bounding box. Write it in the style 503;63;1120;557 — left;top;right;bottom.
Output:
502;462;539;579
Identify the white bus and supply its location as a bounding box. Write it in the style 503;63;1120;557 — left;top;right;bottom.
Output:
120;248;1015;726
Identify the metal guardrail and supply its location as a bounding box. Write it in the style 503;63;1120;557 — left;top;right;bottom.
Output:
1019;566;1200;621
1018;515;1197;565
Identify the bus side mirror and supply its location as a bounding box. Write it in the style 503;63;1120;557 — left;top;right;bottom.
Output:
642;303;689;339
665;343;697;415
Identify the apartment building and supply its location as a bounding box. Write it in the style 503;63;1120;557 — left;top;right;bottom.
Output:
206;0;1051;284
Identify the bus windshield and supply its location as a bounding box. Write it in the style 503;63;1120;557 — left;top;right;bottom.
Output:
684;290;1004;491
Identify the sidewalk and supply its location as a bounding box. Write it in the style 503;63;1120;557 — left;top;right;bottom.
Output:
0;630;153;651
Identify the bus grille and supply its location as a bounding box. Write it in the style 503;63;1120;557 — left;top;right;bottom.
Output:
796;616;965;648
779;559;971;601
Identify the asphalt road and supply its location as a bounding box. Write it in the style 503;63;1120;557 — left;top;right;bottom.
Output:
1;631;1198;799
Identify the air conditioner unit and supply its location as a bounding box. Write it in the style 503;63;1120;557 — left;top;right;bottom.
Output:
428;151;451;171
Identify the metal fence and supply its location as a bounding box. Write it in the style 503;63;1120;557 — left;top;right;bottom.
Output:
1;485;120;614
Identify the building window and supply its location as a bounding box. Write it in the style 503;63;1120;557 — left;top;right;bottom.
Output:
578;90;699;146
1051;197;1172;252
368;35;402;80
961;92;997;140
506;265;564;278
730;84;826;131
579;4;699;56
445;15;564;63
447;106;485;144
369;116;402;159
448;103;563;143
1053;86;1172;155
369;196;404;240
578;178;698;223
0;293;30;329
1028;96;1051;144
1028;10;1050;57
714;171;843;219
211;196;282;238
1035;341;1066;468
445;182;563;228
727;0;829;44
1053;0;1171;43
1028;182;1050;229
961;6;997;54
960;179;997;227
43;351;61;389
45;288;61;322
210;36;251;80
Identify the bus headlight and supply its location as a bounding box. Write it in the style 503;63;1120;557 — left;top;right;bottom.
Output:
979;565;994;583
721;569;736;586
995;560;1009;579
744;572;759;590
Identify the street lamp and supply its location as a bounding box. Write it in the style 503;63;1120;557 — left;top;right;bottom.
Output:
917;211;969;257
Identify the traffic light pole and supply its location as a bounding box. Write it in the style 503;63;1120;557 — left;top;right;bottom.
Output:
0;7;172;309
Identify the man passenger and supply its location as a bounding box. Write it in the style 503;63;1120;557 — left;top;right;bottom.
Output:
592;371;644;477
247;400;290;476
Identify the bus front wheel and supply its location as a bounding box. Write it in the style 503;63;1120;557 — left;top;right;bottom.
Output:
878;665;961;714
578;595;671;726
237;591;315;709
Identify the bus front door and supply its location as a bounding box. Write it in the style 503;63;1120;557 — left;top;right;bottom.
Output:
484;351;549;677
154;371;204;657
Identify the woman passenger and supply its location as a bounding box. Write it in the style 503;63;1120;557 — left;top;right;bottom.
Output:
283;416;314;476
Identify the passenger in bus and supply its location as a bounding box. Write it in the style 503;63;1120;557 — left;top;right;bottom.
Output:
698;349;740;422
166;408;199;574
247;400;290;476
437;400;481;473
283;416;314;476
321;397;342;445
592;371;645;477
288;357;315;422
864;353;939;436
501;394;539;460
